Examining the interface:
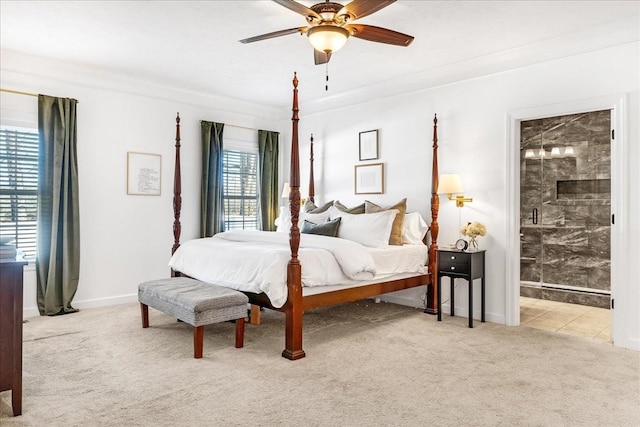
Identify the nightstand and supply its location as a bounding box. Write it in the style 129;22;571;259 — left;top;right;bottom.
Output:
437;249;485;328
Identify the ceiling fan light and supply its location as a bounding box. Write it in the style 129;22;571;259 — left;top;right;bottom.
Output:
307;26;349;54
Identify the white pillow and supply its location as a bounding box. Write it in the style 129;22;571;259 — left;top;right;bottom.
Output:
403;212;429;245
276;206;331;232
331;208;398;248
302;210;331;225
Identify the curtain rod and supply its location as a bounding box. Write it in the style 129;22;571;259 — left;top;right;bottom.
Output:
199;120;276;133
0;88;79;103
1;88;37;97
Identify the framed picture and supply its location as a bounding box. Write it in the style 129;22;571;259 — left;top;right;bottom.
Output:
359;129;378;161
127;152;161;196
354;163;384;194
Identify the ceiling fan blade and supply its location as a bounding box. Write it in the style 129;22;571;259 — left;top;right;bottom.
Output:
314;50;331;65
338;0;396;20
273;0;321;21
239;27;306;44
346;24;414;46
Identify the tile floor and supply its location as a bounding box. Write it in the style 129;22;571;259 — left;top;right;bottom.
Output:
520;296;611;342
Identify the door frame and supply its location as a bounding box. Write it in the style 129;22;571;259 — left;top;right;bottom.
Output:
505;94;627;346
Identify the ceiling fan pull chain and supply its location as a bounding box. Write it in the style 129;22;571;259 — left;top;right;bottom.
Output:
325;60;329;91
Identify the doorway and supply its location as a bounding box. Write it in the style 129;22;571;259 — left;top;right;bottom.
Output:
519;110;611;310
507;95;627;348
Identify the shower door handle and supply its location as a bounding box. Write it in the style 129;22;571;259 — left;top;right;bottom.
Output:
532;208;538;225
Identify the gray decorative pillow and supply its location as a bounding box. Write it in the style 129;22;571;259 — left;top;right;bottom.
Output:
301;217;341;237
303;199;334;214
333;200;365;214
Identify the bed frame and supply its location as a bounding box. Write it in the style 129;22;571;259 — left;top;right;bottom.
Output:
171;73;440;360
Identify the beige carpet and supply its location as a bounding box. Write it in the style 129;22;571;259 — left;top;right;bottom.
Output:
1;300;639;426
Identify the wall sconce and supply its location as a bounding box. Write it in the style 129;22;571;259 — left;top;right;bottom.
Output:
437;174;473;208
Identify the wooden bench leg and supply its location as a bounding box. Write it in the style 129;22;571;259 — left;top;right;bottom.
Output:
140;303;149;328
235;317;245;348
194;326;204;359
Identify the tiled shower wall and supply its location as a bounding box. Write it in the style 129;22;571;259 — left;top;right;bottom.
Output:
520;110;611;308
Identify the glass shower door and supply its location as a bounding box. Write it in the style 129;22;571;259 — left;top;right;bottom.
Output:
520;110;611;308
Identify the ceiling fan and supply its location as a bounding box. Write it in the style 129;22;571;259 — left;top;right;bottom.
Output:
239;0;414;65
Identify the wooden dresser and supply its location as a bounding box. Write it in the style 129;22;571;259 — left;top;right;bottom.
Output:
0;256;27;416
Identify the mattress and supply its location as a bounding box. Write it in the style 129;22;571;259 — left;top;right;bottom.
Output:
169;230;428;308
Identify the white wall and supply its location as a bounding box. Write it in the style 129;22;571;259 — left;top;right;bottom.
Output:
1;50;287;317
2;41;638;350
281;42;640;350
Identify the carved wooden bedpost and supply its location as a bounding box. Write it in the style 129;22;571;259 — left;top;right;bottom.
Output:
283;73;305;360
171;113;182;277
308;134;315;203
425;114;439;314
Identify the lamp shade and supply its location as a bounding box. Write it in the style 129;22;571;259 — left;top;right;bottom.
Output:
437;174;464;194
307;26;349;53
281;182;291;198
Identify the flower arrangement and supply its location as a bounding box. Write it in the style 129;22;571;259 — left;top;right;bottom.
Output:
460;221;487;250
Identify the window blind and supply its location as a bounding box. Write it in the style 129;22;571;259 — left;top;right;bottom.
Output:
223;149;258;230
0;127;38;259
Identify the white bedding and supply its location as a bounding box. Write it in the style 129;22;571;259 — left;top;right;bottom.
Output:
168;230;427;308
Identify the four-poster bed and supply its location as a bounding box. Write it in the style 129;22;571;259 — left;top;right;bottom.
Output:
170;73;440;360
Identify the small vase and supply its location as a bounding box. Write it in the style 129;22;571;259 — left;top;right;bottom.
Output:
469;236;478;251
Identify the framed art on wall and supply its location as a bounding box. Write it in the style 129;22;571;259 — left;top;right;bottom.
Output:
127;152;161;195
359;129;378;161
354;163;384;194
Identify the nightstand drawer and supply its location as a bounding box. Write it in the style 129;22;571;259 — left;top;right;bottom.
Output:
439;260;470;275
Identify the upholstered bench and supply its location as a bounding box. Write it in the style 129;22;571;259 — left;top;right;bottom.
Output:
138;277;248;359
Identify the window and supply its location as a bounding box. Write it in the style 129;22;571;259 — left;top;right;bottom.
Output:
223;149;258;230
0;126;39;259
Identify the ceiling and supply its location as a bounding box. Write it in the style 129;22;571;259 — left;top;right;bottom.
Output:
1;1;639;110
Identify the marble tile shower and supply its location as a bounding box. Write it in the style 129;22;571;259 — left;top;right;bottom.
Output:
520;110;611;309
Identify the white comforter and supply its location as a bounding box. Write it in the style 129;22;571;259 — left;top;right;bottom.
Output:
168;230;377;308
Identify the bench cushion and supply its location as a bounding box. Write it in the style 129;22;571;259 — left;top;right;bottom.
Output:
138;277;248;327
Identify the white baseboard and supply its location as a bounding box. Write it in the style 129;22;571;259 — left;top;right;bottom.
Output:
24;293;138;319
23;306;40;318
378;291;505;324
618;337;640;351
440;303;505;325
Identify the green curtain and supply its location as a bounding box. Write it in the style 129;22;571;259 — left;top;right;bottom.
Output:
258;130;279;231
36;95;80;316
201;121;224;237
